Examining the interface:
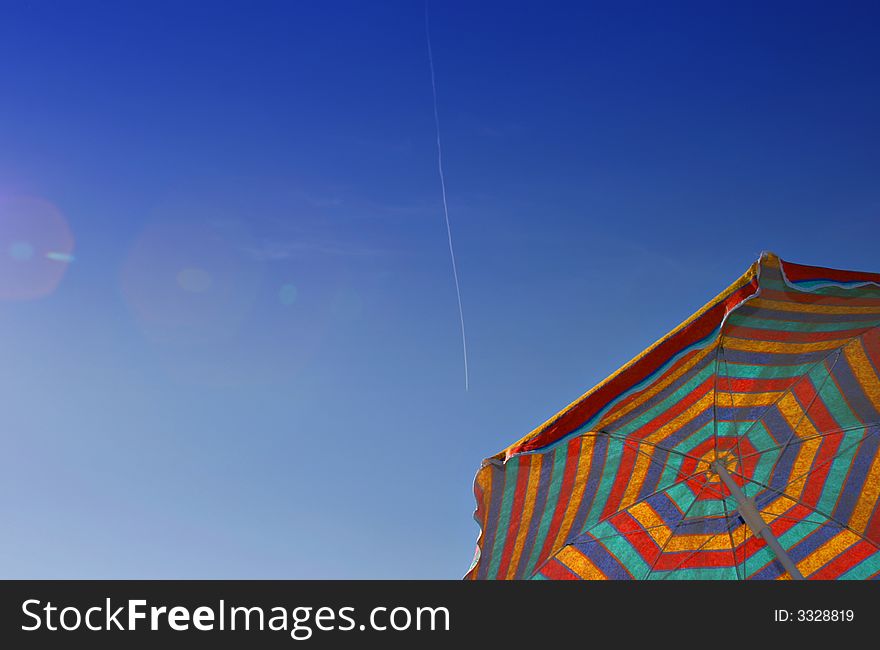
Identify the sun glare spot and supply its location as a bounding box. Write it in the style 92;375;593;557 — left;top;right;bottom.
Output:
119;216;263;344
0;195;75;301
177;267;213;293
279;283;298;305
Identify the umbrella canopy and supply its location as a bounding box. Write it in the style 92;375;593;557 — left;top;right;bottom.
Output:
467;253;880;580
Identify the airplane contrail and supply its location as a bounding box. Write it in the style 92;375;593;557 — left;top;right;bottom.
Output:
425;1;470;391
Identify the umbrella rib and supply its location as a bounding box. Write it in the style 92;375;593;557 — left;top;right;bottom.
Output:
588;344;719;437
720;344;746;468
642;481;710;579
616;438;685;478
712;341;721;460
603;430;704;463
763;426;878;509
530;468;713;577
585;469;708;528
715;325;880;574
713;343;850;467
738;422;880;461
726;467;880;551
656;529;725;580
642;321;880;579
755;510;838;526
716;322;880;467
771;431;877;502
754;348;844;480
566;515;731;547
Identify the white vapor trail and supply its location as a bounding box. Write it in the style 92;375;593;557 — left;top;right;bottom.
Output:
425;1;470;391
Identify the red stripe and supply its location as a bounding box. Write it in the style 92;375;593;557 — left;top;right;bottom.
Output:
536;438;584;563
809;540;876;579
627;375;715;440
740;533;768;560
599;440;642;520
759;286;880;308
608;510;663;564
800;434;844;508
721;376;802;393
602;349;703;422
781;259;880;286
654;549;733;570
726;324;872;344
788;376;844;507
865;502;880;545
767;511;804;538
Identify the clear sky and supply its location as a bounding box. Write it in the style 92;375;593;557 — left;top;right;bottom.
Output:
1;1;879;578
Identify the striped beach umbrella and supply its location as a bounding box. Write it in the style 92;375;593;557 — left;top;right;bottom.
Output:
467;253;880;580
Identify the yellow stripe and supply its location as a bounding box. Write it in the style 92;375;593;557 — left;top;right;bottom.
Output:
619;450;655;511
555;546;607;579
620;392;717;511
716;390;782;408
549;438;595;555
505;455;544;579
750;297;880;315
723;336;849;354
844;341;880;413
784;437;822;499
628;501;671;546
645;391;715;445
797;530;860;577
475;465;494;525
665;533;732;552
760;494;799;520
776;393;819;440
850;446;880;533
597;343;718;430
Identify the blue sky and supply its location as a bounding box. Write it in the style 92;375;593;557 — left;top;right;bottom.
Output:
1;1;878;578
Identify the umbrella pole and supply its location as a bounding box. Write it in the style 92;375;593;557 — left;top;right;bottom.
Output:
710;461;806;580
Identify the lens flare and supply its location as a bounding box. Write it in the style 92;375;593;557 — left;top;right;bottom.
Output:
46;252;76;263
120;220;263;343
177;267;213;293
279;283;298;306
0;196;75;301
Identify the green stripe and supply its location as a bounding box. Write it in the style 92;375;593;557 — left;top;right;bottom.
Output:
817;430;865;515
752;443;779;488
580;438;624;533
656;452;687;493
653;566;738;580
615;364;716;436
486;460;519;578
591;519;652;578
673;422;715;456
839;551;880;579
743;421;777;460
727;312;880;332
525;444;570;572
815;374;864;430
